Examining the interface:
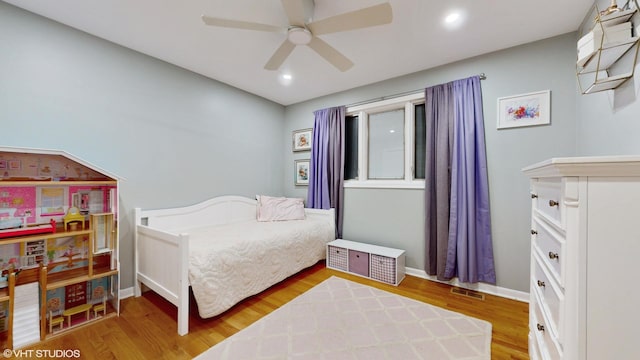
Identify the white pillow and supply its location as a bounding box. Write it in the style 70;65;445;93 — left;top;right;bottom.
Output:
256;195;305;222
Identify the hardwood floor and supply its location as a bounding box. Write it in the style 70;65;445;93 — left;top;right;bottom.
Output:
25;262;529;359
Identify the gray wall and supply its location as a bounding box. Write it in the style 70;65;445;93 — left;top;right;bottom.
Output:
0;2;286;289
284;33;578;292
576;0;640;155
6;0;622;295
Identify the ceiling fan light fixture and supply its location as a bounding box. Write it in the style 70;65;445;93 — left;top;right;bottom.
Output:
202;2;393;72
288;26;312;45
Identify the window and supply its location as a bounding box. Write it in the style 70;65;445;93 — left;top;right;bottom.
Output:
344;115;359;180
344;93;426;188
369;109;404;179
36;186;69;222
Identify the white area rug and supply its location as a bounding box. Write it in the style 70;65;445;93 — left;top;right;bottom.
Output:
195;276;491;359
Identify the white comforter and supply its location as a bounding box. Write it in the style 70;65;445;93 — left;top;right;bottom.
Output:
187;216;334;318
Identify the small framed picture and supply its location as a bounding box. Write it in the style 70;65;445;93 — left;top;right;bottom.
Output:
8;160;21;170
497;90;550;129
292;128;313;152
0;160;6;170
294;159;310;186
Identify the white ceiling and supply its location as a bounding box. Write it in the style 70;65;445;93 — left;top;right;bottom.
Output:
4;0;592;105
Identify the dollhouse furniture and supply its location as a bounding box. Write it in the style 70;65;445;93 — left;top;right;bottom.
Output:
0;146;120;350
523;156;640;360
62;250;81;268
0;208;26;230
48;311;63;333
63;207;85;231
62;303;92;327
92;297;106;317
21;239;47;269
134;195;335;335
12;282;40;349
0;219;55;239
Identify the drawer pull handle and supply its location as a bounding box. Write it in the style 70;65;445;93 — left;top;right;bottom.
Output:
531;229;538;235
549;200;559;207
537;280;546;288
531;193;538;199
537;323;545;332
548;252;559;260
356;254;360;258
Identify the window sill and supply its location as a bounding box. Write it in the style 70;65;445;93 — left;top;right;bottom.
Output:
344;180;425;189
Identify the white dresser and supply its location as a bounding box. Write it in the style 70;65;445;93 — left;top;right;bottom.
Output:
523;156;640;360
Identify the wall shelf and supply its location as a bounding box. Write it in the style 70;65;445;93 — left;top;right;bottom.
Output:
576;0;640;94
578;37;639;73
582;71;633;93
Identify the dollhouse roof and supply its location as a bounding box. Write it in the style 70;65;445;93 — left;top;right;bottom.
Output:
0;146;122;182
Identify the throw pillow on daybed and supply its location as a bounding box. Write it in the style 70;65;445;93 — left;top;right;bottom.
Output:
256;195;305;222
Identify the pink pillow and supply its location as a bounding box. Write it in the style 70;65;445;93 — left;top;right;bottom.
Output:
256;195;305;222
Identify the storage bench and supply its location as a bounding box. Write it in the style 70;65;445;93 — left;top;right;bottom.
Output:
326;239;405;286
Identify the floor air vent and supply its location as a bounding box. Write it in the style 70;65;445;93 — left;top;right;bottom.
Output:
450;287;485;300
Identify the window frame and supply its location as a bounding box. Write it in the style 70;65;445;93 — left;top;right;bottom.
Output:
36;186;69;222
344;92;426;189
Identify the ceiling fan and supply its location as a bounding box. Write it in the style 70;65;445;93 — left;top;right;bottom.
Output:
201;0;393;72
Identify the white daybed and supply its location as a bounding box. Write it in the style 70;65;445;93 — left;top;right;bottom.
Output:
134;195;335;335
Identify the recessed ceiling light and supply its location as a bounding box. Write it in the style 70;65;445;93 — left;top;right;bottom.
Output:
278;72;293;86
445;12;460;24
443;10;466;29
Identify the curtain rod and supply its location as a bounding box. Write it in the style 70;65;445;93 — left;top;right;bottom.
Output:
346;73;486;109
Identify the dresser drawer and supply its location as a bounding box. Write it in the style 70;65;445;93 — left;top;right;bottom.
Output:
532;252;564;340
532;178;563;228
531;294;562;360
532;218;565;287
327;245;348;271
348;250;369;277
529;332;543;360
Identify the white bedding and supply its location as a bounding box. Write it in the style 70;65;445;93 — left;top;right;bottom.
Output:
187;216;334;318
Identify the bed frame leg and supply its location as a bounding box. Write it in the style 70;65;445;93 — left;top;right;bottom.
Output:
178;307;188;336
177;233;189;336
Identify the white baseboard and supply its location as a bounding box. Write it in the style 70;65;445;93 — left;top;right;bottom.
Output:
404;266;529;303
120;286;135;299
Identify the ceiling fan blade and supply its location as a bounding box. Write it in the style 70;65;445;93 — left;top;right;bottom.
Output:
308;3;393;35
201;15;283;32
281;0;313;27
307;37;354;72
264;40;296;71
